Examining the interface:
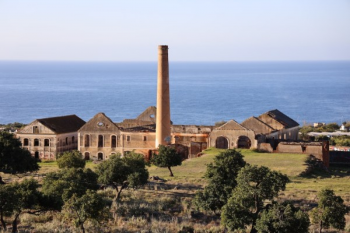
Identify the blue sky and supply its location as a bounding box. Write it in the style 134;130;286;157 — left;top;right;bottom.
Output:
0;0;349;61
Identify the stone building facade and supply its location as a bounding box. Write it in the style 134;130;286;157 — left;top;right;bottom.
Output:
76;107;301;161
16;115;85;160
17;108;301;162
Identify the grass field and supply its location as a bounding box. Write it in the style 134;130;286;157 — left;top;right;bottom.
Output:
2;148;350;232
148;148;350;205
4;148;349;204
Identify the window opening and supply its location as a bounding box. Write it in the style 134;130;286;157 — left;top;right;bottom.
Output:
85;135;90;147
98;135;103;147
34;139;39;146
44;139;49;147
24;138;29;146
111;135;117;148
33;126;39;134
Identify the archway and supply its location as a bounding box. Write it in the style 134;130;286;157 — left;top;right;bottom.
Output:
34;151;39;159
98;152;103;160
216;137;229;149
237;136;251;149
84;152;90;160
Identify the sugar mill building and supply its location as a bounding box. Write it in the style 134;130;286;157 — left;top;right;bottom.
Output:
17;45;306;162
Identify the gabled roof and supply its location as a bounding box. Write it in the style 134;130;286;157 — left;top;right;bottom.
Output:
241;116;275;135
262;109;299;128
136;106;157;122
36;115;85;134
215;120;248;130
79;112;119;132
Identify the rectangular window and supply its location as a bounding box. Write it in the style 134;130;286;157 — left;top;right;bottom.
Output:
33;126;39;134
143;136;147;141
111;135;117;148
98;135;104;147
126;136;131;142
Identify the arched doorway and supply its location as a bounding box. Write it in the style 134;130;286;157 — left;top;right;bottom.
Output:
216;137;229;149
84;152;90;160
237;136;251;149
34;151;39;159
98;152;103;160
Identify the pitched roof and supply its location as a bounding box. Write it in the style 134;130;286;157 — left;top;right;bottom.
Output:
264;109;299;128
215;120;248;130
78;112;120;132
37;115;85;134
241;116;275;134
136;106;157;122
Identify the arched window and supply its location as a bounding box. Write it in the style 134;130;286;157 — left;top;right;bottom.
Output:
98;135;103;147
34;139;39;146
44;139;49;147
72;136;75;143
23;138;29;146
111;135;117;148
65;137;68;145
85;135;90;147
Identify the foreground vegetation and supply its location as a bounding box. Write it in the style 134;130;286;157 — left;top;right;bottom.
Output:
1;132;350;232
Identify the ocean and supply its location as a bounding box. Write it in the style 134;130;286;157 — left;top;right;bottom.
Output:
0;61;349;126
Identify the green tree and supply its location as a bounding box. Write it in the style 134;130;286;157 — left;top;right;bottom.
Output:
194;149;246;212
42;168;98;210
0;132;39;179
10;179;42;233
96;153;149;204
57;150;86;169
310;189;348;233
0;184;16;231
62;190;107;233
255;202;310;233
221;165;290;233
151;145;182;177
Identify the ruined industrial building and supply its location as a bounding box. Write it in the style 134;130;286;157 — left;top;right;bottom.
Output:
16;45;329;166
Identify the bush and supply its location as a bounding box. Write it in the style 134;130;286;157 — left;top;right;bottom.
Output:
57;150;85;169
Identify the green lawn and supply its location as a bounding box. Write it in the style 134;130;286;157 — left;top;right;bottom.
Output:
148;148;308;181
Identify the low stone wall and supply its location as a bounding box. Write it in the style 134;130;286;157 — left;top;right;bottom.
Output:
258;143;273;152
257;141;330;167
276;141;329;167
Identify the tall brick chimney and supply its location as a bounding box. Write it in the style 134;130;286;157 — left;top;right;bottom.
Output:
155;45;171;147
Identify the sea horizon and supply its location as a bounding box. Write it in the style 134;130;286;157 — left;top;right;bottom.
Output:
1;60;349;125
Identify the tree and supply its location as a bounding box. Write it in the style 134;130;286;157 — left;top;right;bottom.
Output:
255;202;310;233
221;165;290;233
0;184;16;231
194;149;246;212
9;179;42;233
151;145;182;177
42;168;98;210
57;150;86;169
0;132;39;178
96;152;149;204
62;190;107;233
310;189;348;233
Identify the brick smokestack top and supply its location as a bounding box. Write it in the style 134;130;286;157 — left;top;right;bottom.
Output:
156;45;171;147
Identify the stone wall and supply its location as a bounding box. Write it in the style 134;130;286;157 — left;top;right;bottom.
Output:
276;141;329;167
210;129;257;149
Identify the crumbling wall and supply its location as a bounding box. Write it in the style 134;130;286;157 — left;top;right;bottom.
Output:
258;143;273;152
275;141;329;167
